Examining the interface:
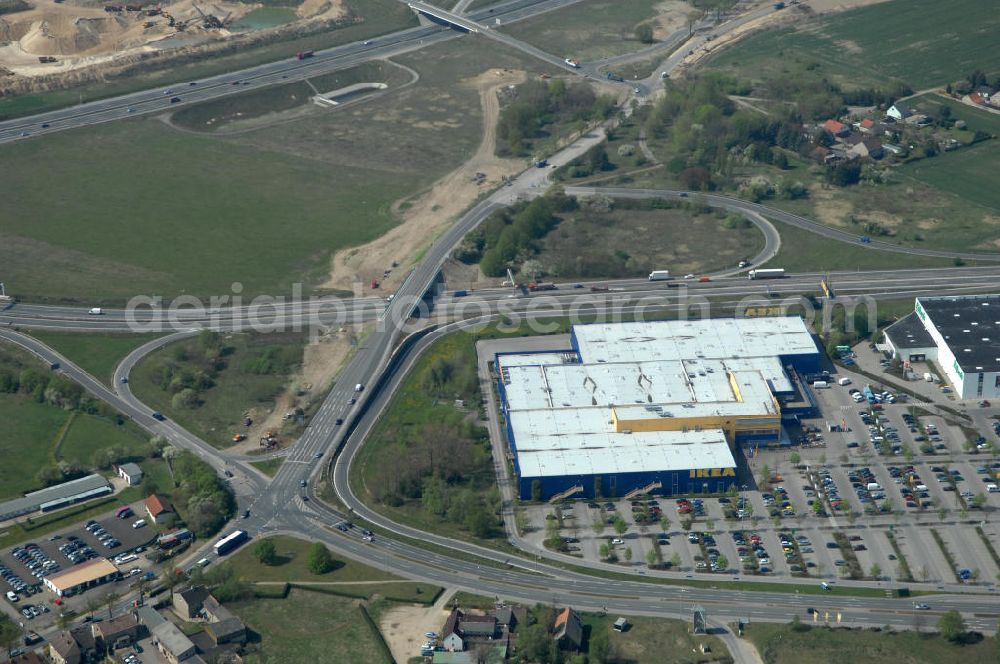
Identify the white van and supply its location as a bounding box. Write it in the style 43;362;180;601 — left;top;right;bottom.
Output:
838;377;851;386
866;482;882;492
915;484;928;492
132;518;146;529
987;483;999;493
197;558;210;567
813;381;829;388
88;307;103;315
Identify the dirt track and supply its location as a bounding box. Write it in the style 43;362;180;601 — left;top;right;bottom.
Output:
321;68;528;294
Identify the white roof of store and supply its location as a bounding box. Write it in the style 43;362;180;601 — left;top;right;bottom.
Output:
503;359;783;416
571;318;816;364
509;408;736;478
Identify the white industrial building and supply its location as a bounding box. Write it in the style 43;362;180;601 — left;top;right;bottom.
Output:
884;295;1000;400
495;317;821;500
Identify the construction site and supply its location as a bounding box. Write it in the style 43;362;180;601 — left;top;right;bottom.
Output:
0;0;347;80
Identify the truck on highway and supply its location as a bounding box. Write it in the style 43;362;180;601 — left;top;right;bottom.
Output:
564;58;580;68
527;282;556;292
296;51;314;60
648;270;671;281
747;268;785;280
88;307;103;315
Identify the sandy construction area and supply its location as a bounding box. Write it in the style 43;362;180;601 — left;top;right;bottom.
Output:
0;0;346;77
379;588;457;664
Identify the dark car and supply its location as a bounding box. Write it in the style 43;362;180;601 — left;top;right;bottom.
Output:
169;97;181;103
152;412;165;421
335;418;344;425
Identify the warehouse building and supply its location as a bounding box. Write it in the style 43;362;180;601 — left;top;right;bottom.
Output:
885;295;1000;400
495;317;820;500
0;474;113;522
43;558;121;597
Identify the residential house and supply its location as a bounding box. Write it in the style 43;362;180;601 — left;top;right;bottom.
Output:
69;626;97;662
886;103;914;121
92;613;146;652
442;610;464;652
857;118;876;133
822;119;849;137
552;608;584;651
495;605;525;632
151;620;197;663
172;586;210;620
202;596;246;646
809;145;831;163
117;463;143;486
848;137;883;159
458;614;498;641
48;631;82;664
964;92;987;106
144;494;173;524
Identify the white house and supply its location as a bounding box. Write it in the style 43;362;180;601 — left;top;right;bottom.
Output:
886;103;914;121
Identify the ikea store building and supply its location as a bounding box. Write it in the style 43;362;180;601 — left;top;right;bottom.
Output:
495;317;821;501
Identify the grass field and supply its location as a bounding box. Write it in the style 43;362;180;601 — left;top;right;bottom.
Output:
534;202;765;279
900;141;1000;214
56;414;152;469
171;61;413;132
130;332;306;448
584;612;728;664
0;120;419;304
0;0;418;120
232;589;393;664
764;218;962;274
709;0;1000;89
249;458;285;477
748;623;998;664
0;38;558;305
907;94;1000;136
504;0;663;61
225;535;442;602
0;394;70;500
28;331;165;385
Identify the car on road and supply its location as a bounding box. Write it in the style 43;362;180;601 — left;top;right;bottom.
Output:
120;376;128;383
169;97;181;103
127;107;135;113
335;418;344;425
151;411;165;421
163;89;174;95
914;603;930;610
611;538;624;545
41;123;49;128
806;607;816;614
363;40;374;45
299;480;307;487
425;632;438;638
314;452;323;459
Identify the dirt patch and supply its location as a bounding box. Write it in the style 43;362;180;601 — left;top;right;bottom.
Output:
651;0;696;40
379;588;456;664
809;184;853;227
0;0;346;78
321;68;528;294
856;209;903;228
226;323;367;455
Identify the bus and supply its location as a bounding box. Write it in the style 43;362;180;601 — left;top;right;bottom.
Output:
213;529;249;556
747;268;785;280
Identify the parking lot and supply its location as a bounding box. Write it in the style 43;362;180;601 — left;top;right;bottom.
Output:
519;358;1000;591
1;500;158;630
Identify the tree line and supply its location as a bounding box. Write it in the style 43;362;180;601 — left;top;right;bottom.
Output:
497;79;615;157
454;190;578;278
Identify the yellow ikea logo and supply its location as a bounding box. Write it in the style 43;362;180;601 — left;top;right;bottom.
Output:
689;468;736;479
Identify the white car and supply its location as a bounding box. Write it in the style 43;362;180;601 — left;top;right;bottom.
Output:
5;591;17;602
914;603;930;610
611;538;624;545
684;274;694;279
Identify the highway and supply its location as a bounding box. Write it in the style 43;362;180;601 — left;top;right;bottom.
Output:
0;0;587;143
